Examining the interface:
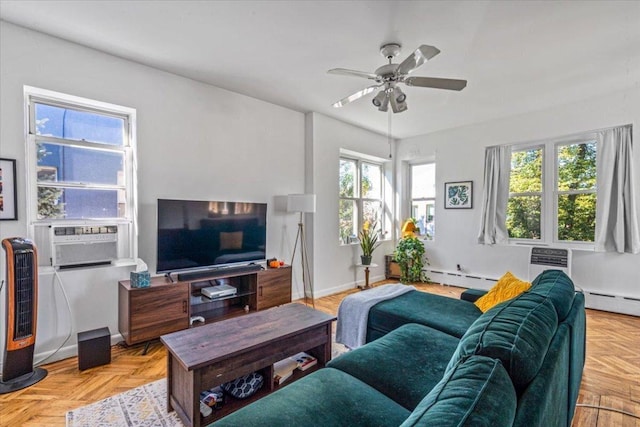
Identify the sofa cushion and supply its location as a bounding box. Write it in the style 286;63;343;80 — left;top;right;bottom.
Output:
329;323;460;410
565;292;587;422
460;288;487;303
474;271;531;312
529;269;575;321
400;355;516;427
513;323;570;427
211;367;410;427
368;290;482;340
447;292;558;392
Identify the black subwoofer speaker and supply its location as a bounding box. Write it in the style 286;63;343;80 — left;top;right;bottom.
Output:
1;238;47;394
77;327;111;371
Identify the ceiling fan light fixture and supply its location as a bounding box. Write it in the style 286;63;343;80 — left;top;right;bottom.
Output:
328;43;466;114
378;94;389;112
389;93;407;113
372;90;387;107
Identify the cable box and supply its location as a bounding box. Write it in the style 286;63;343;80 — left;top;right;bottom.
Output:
201;284;237;299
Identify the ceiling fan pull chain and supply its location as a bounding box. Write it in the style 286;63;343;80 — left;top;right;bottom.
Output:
388;108;393;159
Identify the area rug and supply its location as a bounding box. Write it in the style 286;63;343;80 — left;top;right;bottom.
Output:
67;340;348;426
66;378;182;427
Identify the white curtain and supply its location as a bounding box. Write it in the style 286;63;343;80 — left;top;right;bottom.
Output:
595;125;640;254
477;145;512;244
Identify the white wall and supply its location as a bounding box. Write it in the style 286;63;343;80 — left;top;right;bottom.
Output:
397;88;640;304
0;21;305;364
305;113;396;297
3;19;638;370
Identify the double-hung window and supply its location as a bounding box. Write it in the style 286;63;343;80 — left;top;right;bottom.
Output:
507;146;543;239
25;87;137;260
507;136;597;245
339;156;384;244
555;141;597;242
410;163;436;240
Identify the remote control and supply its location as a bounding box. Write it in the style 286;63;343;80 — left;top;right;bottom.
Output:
200;401;212;417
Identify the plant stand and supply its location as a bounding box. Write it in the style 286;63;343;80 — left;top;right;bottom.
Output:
356;263;378;290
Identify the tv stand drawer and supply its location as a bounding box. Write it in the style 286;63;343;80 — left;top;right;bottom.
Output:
257;266;292;310
118;279;189;346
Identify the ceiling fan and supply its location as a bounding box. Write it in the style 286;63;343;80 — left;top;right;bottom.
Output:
328;43;467;113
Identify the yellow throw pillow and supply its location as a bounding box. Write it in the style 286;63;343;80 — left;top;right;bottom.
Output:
474;271;531;313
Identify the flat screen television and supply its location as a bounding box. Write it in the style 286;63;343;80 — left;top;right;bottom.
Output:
156;199;267;274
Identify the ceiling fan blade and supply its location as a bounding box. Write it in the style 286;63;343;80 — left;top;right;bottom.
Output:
397;45;441;75
332;85;381;108
404;76;467;91
327;68;379;80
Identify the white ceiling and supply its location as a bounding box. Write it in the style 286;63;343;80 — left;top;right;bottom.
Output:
1;1;639;139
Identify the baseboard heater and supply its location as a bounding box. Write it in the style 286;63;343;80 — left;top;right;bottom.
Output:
425;269;498;290
583;291;640;316
426;269;639;316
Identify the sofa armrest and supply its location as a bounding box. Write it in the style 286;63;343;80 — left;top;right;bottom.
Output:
460;288;487;303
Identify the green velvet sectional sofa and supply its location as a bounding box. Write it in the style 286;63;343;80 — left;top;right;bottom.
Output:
212;270;586;426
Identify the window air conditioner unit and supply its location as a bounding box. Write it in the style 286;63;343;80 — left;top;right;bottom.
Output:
50;225;118;268
528;247;572;281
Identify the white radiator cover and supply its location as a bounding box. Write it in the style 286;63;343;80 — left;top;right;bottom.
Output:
424;269;498;291
582;291;640;316
424;268;640;317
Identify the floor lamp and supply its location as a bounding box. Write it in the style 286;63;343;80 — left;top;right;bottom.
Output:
288;194;316;307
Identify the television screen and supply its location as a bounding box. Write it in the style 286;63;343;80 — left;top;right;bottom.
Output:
156;199;267;274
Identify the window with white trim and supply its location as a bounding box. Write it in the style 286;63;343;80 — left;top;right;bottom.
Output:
410;163;436;240
25;87;137;260
507;146;543;239
339;156;384;245
507;136;597;245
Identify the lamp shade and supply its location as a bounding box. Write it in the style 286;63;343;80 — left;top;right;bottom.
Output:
287;194;316;213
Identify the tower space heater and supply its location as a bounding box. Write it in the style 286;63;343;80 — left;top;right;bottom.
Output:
0;238;47;394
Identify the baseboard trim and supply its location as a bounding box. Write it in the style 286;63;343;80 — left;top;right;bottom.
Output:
310;274;386;299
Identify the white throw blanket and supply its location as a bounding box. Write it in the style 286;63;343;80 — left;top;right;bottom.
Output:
335;284;415;350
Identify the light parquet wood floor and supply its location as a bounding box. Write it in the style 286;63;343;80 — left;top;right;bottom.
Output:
1;281;638;426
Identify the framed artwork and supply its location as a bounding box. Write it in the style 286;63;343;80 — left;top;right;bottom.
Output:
444;181;472;209
0;158;17;220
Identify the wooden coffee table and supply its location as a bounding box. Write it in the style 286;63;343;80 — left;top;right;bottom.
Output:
160;303;336;427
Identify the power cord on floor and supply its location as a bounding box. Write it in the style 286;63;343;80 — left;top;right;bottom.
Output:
576;403;640;419
33;269;73;366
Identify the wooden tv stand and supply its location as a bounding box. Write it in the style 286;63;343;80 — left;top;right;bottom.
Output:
118;265;292;346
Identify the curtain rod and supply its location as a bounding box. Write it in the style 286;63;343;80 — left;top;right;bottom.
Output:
490;123;632;149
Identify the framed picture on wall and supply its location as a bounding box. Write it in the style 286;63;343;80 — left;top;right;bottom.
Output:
0;158;18;220
444;181;472;209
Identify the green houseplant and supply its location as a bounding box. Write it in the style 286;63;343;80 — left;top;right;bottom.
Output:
394;235;428;283
359;221;382;265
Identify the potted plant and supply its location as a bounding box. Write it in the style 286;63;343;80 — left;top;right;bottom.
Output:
359;221;382;265
394;226;428;283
